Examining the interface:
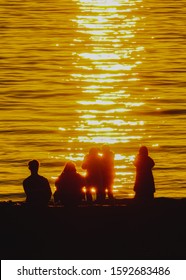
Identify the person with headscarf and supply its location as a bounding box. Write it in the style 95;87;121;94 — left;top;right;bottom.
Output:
133;146;155;202
54;161;85;206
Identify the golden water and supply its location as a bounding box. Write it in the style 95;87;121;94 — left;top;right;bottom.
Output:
0;0;186;201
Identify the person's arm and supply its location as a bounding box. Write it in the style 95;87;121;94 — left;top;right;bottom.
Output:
150;158;155;168
47;180;52;196
82;156;88;169
133;155;139;167
23;179;29;195
55;177;60;190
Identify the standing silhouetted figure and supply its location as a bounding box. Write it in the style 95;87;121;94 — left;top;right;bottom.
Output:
82;147;104;202
133;146;155;202
23;160;52;206
54;161;85;207
102;145;115;200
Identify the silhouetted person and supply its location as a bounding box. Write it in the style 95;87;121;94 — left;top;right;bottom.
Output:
82;147;104;202
23;160;52;206
54;161;85;207
133;146;155;202
102;144;115;200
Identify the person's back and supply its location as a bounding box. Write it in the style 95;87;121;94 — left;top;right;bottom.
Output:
23;160;52;206
54;161;85;206
133;146;155;201
23;174;51;205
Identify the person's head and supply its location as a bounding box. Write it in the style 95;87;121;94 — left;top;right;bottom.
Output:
102;144;110;153
63;161;76;173
89;147;99;156
139;146;148;156
28;160;39;173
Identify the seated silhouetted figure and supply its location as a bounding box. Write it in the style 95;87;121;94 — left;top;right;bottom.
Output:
133;146;155;203
54;161;85;207
23;160;52;206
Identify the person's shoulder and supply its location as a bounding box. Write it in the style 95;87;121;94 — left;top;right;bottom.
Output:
83;154;89;160
76;173;85;184
148;156;154;161
76;172;84;179
110;151;114;158
23;176;31;184
39;175;49;182
147;156;155;165
133;154;140;163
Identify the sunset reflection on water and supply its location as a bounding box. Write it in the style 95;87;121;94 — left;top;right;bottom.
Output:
64;0;146;194
1;0;185;200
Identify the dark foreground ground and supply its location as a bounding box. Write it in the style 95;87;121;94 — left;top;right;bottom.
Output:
1;198;186;260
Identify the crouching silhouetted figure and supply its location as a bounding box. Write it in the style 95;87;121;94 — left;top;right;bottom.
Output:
54;161;85;207
133;146;155;203
23;160;52;206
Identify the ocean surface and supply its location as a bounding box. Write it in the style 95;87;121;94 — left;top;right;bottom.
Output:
0;0;186;201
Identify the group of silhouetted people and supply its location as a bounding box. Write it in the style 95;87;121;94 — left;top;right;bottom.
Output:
81;145;115;203
23;145;155;207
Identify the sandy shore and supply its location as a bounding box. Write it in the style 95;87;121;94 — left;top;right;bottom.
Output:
1;198;186;260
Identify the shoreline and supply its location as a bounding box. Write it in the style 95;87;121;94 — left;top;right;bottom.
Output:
1;196;186;204
1;197;186;260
